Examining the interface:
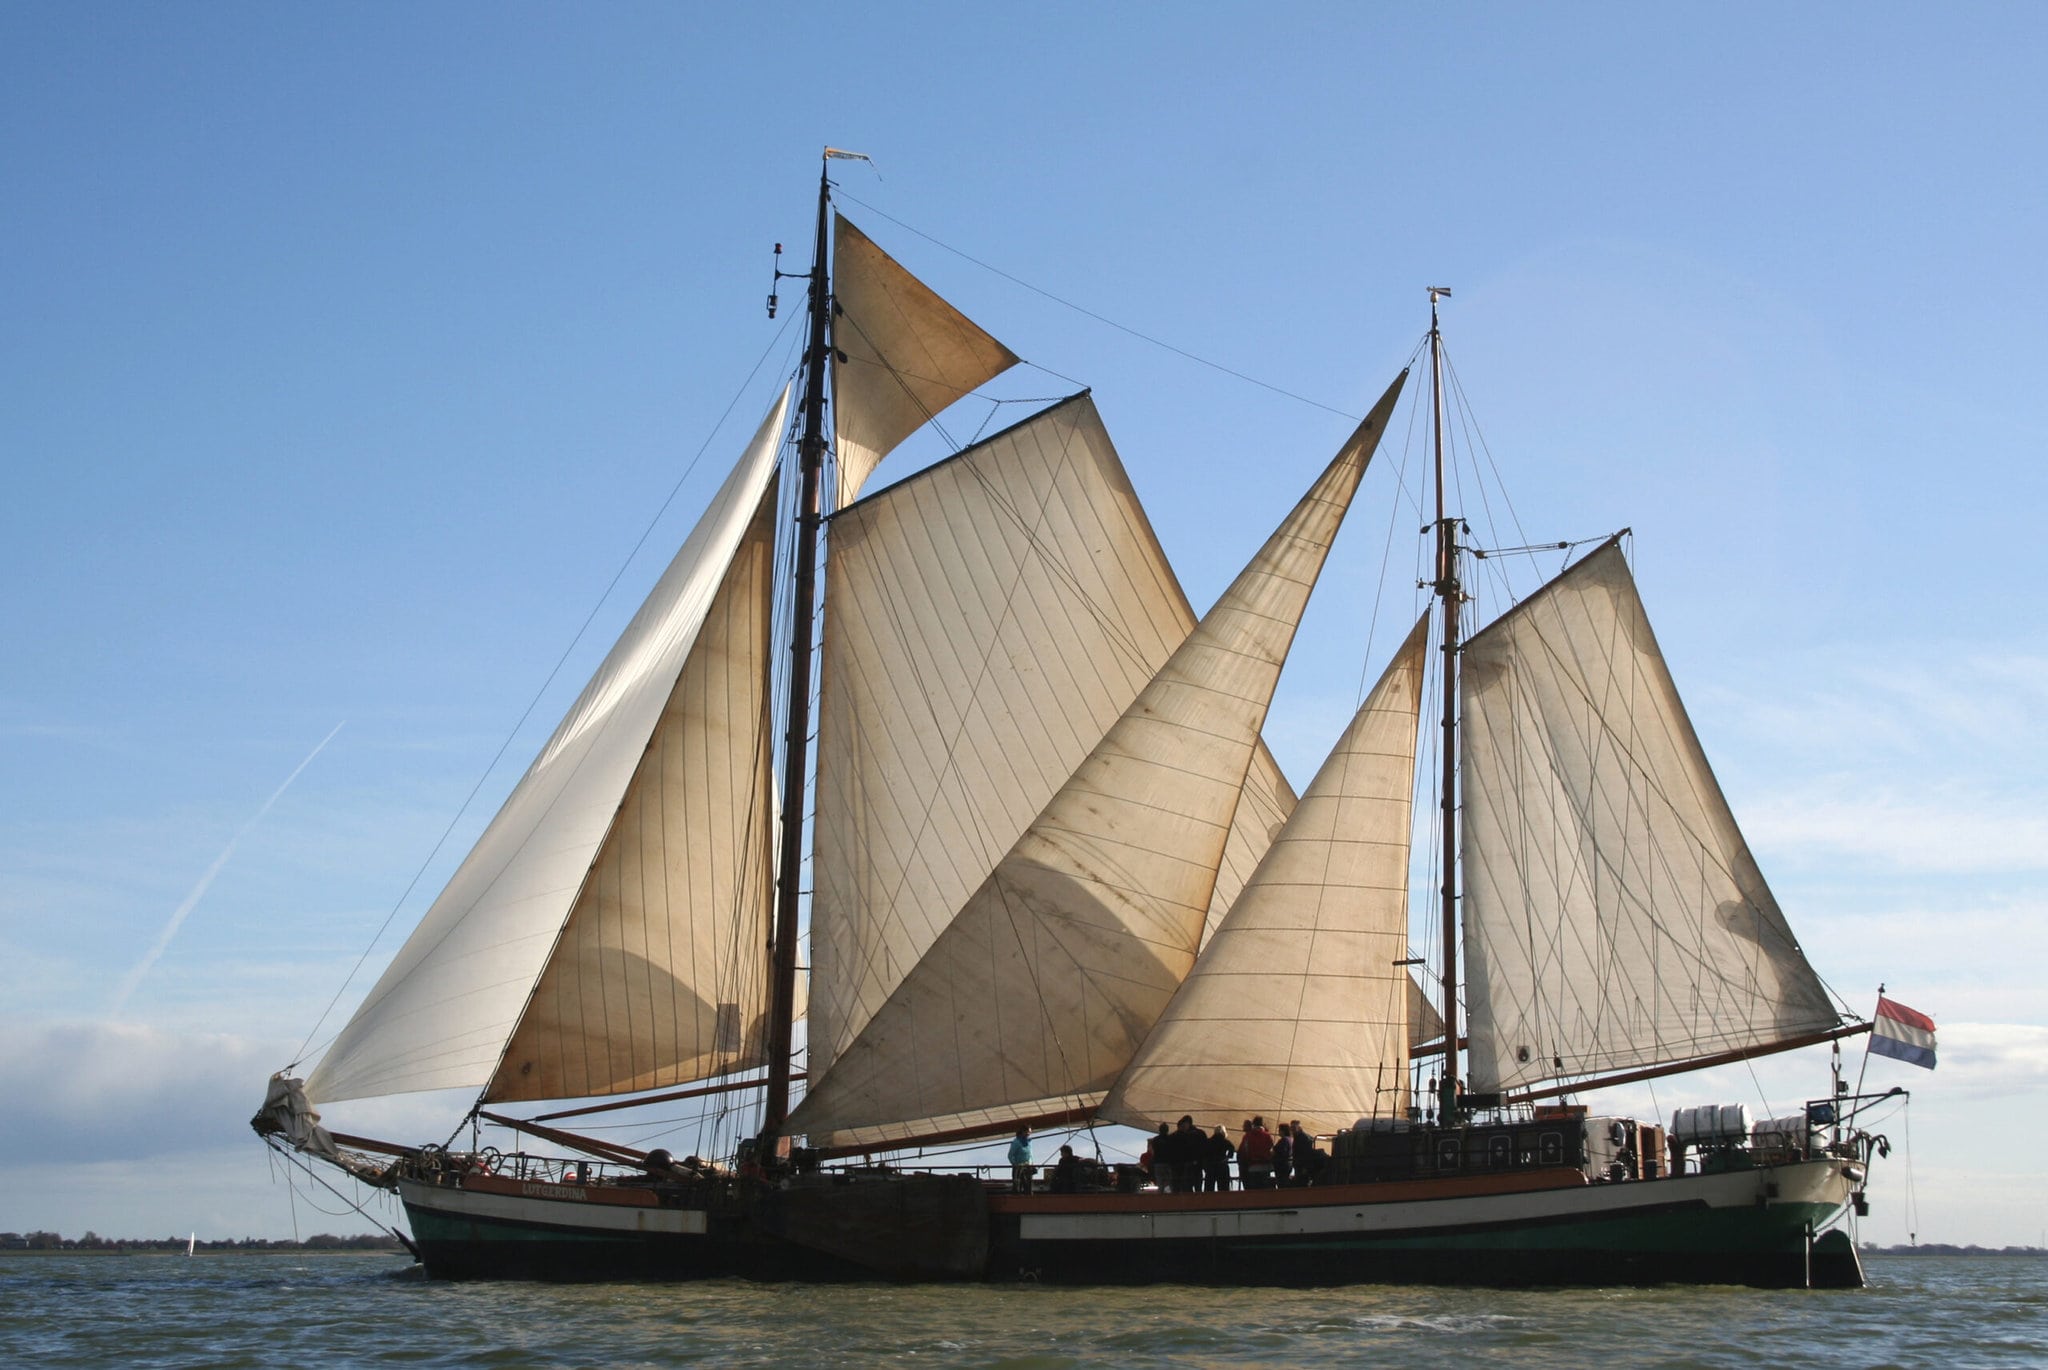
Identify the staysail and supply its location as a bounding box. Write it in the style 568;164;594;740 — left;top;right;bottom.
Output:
1459;540;1839;1095
808;395;1295;1087
1410;975;1446;1048
788;374;1406;1143
1101;612;1430;1136
305;390;791;1106
484;471;780;1102
830;215;1019;508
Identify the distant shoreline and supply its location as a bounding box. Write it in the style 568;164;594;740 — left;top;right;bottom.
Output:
1864;1245;2046;1258
0;1247;408;1257
0;1234;407;1256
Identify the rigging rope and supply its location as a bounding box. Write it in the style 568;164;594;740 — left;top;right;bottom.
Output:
835;190;1359;420
263;1137;410;1246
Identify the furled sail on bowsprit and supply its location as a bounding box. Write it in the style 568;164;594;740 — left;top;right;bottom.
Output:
808;394;1296;1090
1459;539;1840;1096
1101;611;1430;1138
304;390;791;1106
831;215;1020;508
787;374;1406;1144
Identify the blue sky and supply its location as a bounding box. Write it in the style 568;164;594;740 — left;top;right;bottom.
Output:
3;4;2044;1246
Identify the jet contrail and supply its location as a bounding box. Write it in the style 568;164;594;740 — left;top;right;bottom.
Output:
108;721;346;1015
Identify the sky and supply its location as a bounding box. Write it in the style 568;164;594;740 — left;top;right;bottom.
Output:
3;3;2045;1248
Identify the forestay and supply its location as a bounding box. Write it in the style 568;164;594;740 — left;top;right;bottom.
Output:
789;375;1405;1143
305;391;791;1105
1102;612;1430;1137
1459;540;1839;1095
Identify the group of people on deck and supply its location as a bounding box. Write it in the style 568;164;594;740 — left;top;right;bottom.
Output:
1006;1115;1332;1194
1139;1115;1330;1191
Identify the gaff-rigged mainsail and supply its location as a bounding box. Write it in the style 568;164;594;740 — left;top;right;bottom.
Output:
304;389;791;1106
1459;540;1840;1096
787;373;1407;1145
807;394;1296;1090
1101;611;1431;1138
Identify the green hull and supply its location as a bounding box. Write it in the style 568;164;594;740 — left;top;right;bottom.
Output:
399;1158;1865;1288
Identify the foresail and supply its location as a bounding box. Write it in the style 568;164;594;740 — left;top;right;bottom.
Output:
484;470;780;1103
808;394;1296;1088
831;215;1018;507
788;374;1405;1142
304;390;791;1106
1460;540;1839;1096
1101;612;1429;1136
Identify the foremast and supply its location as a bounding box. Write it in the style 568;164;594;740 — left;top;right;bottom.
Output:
1427;286;1462;1124
761;154;836;1143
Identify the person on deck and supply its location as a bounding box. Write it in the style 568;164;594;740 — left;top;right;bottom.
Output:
1141;1123;1170;1188
1202;1126;1236;1192
1239;1117;1274;1189
1009;1126;1034;1194
1272;1122;1294;1186
1171;1115;1204;1193
1292;1124;1329;1186
1050;1144;1082;1193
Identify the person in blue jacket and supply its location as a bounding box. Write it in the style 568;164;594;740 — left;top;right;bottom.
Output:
1009;1126;1035;1193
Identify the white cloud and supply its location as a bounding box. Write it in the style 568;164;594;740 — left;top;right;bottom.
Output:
0;1148;402;1242
1705;648;2048;766
1940;1022;2048;1096
1744;784;2048;875
1693;645;2048;878
0;1018;288;1162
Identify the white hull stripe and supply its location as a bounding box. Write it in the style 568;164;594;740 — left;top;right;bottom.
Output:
400;1181;708;1236
1018;1163;1852;1243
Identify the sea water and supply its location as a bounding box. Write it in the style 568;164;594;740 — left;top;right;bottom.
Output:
3;1252;2043;1368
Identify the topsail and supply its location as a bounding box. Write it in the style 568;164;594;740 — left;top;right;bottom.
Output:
830;215;1019;508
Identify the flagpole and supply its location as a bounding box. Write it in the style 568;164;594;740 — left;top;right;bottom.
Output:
1853;983;1882;1100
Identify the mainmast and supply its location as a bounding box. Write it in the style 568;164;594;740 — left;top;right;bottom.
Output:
1427;286;1461;1123
761;156;835;1143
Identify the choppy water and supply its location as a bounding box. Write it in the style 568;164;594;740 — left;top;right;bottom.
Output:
3;1253;2043;1368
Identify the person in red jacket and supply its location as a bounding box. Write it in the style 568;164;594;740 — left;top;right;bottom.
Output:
1238;1117;1274;1189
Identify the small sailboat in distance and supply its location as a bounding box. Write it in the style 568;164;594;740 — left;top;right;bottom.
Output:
255;150;1908;1288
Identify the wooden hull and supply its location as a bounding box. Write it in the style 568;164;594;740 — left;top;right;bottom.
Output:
396;1156;1864;1288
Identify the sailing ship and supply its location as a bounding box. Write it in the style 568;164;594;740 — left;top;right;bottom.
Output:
254;153;1900;1289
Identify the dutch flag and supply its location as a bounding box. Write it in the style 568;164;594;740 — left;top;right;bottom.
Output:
1871;995;1937;1070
